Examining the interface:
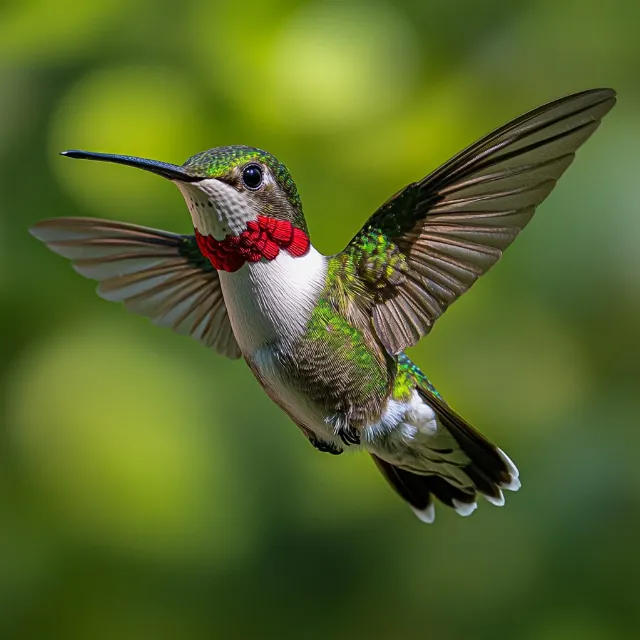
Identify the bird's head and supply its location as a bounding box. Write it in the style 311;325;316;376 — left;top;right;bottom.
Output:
62;145;307;241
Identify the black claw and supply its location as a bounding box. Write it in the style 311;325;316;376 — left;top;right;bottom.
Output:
326;414;361;447
310;437;343;455
338;426;361;446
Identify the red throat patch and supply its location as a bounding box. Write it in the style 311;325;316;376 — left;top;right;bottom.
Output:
194;215;310;272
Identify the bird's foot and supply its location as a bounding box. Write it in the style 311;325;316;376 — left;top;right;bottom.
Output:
326;413;362;446
310;437;343;455
338;426;361;446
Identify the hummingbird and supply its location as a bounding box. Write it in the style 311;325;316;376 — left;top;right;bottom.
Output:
31;89;615;523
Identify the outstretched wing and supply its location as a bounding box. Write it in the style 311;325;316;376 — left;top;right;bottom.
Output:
30;217;241;359
338;88;616;355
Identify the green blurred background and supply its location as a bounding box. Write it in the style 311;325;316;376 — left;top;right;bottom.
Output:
1;0;639;638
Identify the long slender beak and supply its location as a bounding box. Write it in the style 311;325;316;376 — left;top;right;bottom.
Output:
60;150;201;182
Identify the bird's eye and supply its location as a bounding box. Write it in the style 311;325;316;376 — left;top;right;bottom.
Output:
242;164;263;189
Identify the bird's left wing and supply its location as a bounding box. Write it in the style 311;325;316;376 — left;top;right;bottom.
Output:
336;89;616;355
30;217;241;359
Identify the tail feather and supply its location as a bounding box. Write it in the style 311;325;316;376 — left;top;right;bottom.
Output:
373;386;520;523
419;388;516;497
373;456;479;523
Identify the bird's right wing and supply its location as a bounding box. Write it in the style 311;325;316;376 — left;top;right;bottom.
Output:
30;217;241;359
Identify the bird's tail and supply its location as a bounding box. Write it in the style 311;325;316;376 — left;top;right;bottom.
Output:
372;387;520;523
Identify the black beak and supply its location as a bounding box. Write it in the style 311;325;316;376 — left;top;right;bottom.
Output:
60;150;201;182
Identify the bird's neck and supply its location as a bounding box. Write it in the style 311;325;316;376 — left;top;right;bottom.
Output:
218;245;327;355
195;215;310;273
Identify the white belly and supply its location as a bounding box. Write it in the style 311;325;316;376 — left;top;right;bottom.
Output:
251;345;340;442
218;248;335;438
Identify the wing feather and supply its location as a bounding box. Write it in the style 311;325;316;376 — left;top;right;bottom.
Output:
340;89;616;354
30;217;241;359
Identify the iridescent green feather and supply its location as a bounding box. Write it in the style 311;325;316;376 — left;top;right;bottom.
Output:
183;146;306;230
306;300;383;390
339;226;409;297
396;353;442;399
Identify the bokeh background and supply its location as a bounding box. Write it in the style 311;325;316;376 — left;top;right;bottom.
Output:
1;0;639;638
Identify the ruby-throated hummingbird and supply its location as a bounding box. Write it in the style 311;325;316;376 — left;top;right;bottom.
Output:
31;89;615;522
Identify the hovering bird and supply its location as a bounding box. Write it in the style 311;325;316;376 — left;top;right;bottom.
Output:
31;89;615;522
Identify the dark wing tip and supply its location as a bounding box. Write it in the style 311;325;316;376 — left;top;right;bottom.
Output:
564;88;617;118
565;88;616;105
584;87;617;110
580;87;616;98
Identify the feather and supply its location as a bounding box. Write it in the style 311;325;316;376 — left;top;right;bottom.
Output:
30;217;241;359
340;89;616;354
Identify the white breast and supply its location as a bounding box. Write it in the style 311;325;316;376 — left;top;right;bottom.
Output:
218;247;327;355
